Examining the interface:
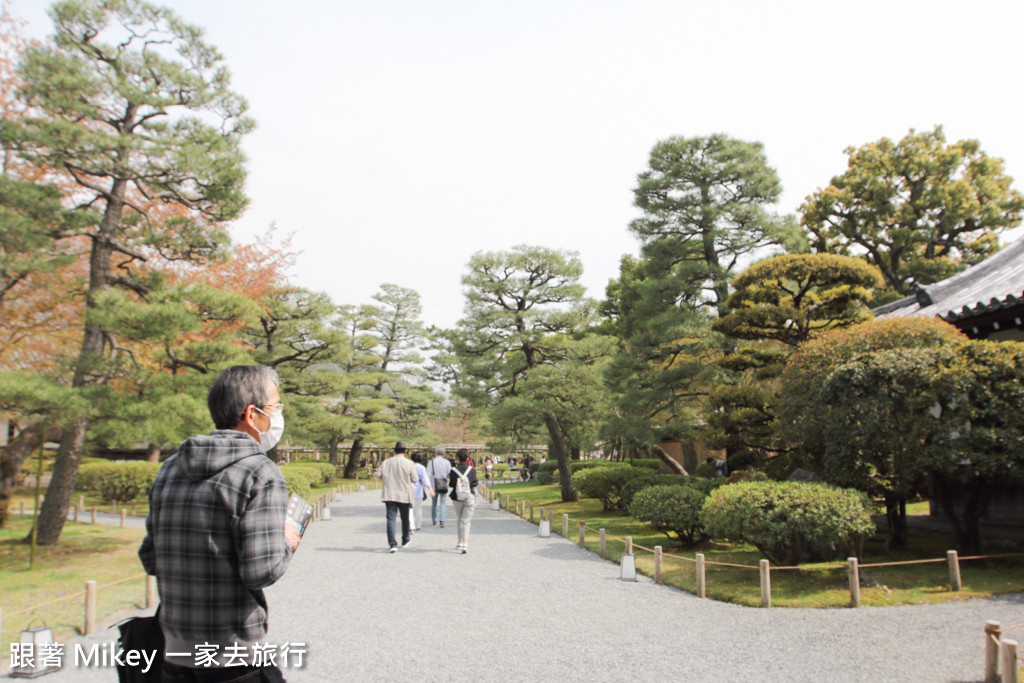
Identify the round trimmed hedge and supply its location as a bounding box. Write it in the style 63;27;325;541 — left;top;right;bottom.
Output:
75;461;162;503
701;481;874;565
630;485;710;546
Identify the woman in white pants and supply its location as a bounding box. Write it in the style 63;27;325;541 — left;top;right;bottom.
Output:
448;448;479;553
410;452;433;531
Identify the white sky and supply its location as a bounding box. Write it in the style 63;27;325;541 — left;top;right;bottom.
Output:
8;0;1024;328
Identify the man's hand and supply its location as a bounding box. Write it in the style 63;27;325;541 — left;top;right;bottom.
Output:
285;521;301;551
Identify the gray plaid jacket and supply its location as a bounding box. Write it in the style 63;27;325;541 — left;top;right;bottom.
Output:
139;430;293;643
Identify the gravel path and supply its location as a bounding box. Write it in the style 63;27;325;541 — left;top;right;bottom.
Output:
23;489;1024;682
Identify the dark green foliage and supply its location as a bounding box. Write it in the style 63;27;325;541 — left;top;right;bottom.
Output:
620;473;701;508
76;462;161;504
288;460;337;482
802;126;1024;296
701;481;874;565
630;485;709;546
280;470;311;499
572;466;636;511
280;465;326;486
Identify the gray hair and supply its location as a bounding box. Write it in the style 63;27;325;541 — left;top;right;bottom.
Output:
208;365;279;430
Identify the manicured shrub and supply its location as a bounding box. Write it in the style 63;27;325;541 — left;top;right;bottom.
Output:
289;460;336;482
281;470;311;499
572;465;635;510
491;463;510;478
280;465;324;486
701;481;874;565
76;461;162;503
627;459;664;473
630;485;710;546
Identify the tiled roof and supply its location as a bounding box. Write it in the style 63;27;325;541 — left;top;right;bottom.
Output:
875;237;1024;323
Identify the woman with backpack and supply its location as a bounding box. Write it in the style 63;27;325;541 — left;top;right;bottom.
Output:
448;448;479;554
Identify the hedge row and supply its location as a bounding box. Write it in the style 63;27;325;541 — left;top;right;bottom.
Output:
561;462;873;563
76;462;162;503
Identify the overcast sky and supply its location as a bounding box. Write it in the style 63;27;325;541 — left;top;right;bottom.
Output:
8;0;1024;328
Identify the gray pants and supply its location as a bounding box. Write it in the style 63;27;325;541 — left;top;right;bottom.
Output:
452;496;475;545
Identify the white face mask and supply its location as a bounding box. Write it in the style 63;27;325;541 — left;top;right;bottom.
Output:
254;406;285;450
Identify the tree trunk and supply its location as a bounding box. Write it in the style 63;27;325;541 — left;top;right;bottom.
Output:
32;416;89;545
34;178;128;545
882;493;907;550
1;421;50;527
960;477;991;555
650;445;687;475
328;435;340;468
145;444;161;463
345;437;363;479
933;473;969;550
543;411;577;503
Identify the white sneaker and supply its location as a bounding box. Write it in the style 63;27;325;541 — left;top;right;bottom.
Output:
388;546;397;553
461;546;468;554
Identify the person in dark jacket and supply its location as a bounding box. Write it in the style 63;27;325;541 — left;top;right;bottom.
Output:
139;365;299;682
448;448;479;554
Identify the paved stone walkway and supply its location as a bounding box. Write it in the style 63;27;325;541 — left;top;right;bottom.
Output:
17;489;1024;682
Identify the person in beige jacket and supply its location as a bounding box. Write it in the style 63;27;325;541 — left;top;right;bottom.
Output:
376;441;419;552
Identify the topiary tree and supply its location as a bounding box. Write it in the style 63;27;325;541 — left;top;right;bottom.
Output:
76;461;161;504
571;464;634;511
701;481;874;565
630;485;710;546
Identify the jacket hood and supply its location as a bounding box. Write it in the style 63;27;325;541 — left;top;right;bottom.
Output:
176;430;267;481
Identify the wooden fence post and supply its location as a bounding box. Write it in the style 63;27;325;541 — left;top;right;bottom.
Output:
529;502;534;522
654;546;663;584
985;620;1001;682
599;528;606;555
948;550;962;591
759;559;771;608
1001;640;1019;683
120;509;127;528
85;580;97;635
625;536;633;555
848;557;861;608
578;522;586;548
696;553;706;598
562;514;569;538
91;507;96;524
146;575;157;608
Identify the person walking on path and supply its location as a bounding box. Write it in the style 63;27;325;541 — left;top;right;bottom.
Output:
428;446;452;527
410;452;434;532
139;364;299;682
376;441;419;552
448;448;479;553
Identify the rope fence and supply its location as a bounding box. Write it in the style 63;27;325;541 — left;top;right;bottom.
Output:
477;484;1024;612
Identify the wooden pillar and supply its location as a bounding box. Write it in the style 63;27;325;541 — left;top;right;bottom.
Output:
654;546;663;584
599;528;606;555
562;514;569;538
578;521;586;548
625;536;633;555
85;580;97;635
985;621;1001;683
759;559;771;608
120;509;127;528
1001;640;1019;683
146;575;157;608
947;550;962;591
696;553;706;598
848;557;860;608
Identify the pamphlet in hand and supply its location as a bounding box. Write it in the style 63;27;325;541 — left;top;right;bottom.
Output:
286;493;314;538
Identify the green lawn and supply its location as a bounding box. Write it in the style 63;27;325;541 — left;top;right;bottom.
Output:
0;516;149;649
485;481;1024;608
